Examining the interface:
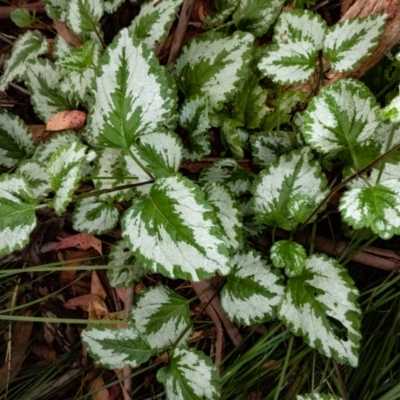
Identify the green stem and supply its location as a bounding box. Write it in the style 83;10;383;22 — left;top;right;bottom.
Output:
273;335;294;400
78;0;106;49
127;148;155;180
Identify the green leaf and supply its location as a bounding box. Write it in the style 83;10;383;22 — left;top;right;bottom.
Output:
132;285;192;350
174;31;254;110
203;182;243;251
104;0;124;13
380;93;400;123
303;79;381;158
278;254;362;367
24;59;78;122
251;148;328;231
297;394;342;400
221;118;247;159
56;40;98;72
203;0;239;29
42;0;68;20
287;193;317;224
0;175;37;258
0;31;47;91
73;198;119;235
157;347;220;400
270;240;307;277
82;325;153;369
220;249;284;324
122;175;231;281
199;159;254;196
179;95;211;161
129;0;183;49
16;160;51;199
107;240;148;288
66;0;104;44
53;35;73;60
258;40;317;85
0;108;34;168
251;132;292;167
10;8;34;27
47;142;96;214
232;0;285;37
85;28;177;148
324;14;387;73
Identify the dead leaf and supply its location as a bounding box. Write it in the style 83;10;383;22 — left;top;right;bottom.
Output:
63;294;108;318
46;110;87;131
53;20;82;48
107;384;122;400
89;376;108;400
91;271;107;300
31;344;60;364
56;233;103;255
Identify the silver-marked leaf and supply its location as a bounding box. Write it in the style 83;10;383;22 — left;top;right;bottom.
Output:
24;59;78;122
258;40;317;85
303;79;381;156
32;132;79;164
56;40;98;72
278;254;362;367
324;14;387;73
270;240;306;277
251;148;328;231
287;193;317;224
0;31;47;91
0;108;34;168
251;132;292;167
203;0;239;29
48;142;95;214
220;249;284;325
66;0;104;44
179;95;211;161
232;0;284;37
240;197;264;237
199;159;254;196
132;285;192;350
132;131;182;178
339;181;400;240
380;93;400;123
82;325;153;369
104;0;124;13
221;118;247;159
0;175;37;257
107;240;148;288
129;0;183;49
16;160;51;199
203;182;243;251
297;394;342;400
73;198;119;235
174;31;254;110
53;34;73;60
274;10;326;50
85;28;177;148
42;0;68;20
122;175;230;281
157;347;220;400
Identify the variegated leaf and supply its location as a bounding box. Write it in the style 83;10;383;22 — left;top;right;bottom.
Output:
297;394;342;400
82;325;153;369
278;254;362;367
129;0;183;49
85;28;177;148
107;240;147;288
232;0;285;37
270;240;307;277
203;182;243;251
274;10;326;50
339;181;400;240
240;197;264;237
32;132;79;163
104;0;124;13
380;93;400;123
251;148;328;231
16;160;51;199
324;14;387;73
53;34;73;60
179;95;211;161
0;108;34;168
157;347;220;400
199;159;254;196
42;0;68;20
220;249;284;325
132;285;192;350
66;0;104;44
122;175;230;281
47;142;95;214
24;59;78;122
203;0;239;29
303;79;381;160
251;132;292;167
174;31;254;110
73;198;119;235
221;119;247;159
0;31;47;91
258;39;317;85
0;175;37;257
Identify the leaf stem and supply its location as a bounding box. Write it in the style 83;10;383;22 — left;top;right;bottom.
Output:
273;334;294;400
127;147;155;180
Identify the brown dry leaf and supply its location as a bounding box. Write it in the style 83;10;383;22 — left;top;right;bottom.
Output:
31;344;60;364
107;384;122;400
56;233;103;255
115;287;126;303
89;376;109;400
91;271;107;300
53;20;82;47
63;294;108;318
46;110;87;131
27;124;52;143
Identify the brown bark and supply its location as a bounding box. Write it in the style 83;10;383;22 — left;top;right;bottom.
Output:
0;2;45;19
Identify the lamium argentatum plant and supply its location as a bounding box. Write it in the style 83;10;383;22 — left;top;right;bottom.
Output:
1;1;399;398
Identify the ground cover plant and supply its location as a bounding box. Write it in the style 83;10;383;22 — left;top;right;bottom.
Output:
1;0;400;398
